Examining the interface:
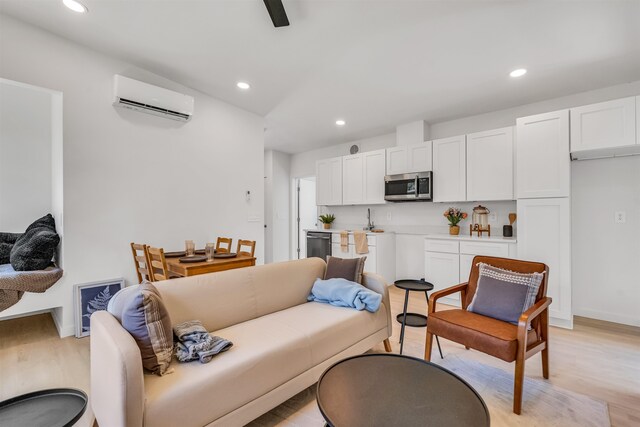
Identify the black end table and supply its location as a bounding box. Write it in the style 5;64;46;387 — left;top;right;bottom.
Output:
317;353;490;427
394;279;443;357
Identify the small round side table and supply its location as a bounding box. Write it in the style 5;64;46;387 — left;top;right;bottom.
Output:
394;278;443;357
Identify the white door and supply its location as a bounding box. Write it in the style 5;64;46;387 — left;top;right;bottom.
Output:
517;198;572;327
433;135;466;202
570;97;636;152
466;127;514;201
297;177;317;259
363;149;386;204
425;251;461;303
516;110;570;199
408;141;433;173
386;146;408;175
342;154;364;205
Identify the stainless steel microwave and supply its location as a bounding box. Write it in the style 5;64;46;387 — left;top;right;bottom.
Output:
384;171;432;202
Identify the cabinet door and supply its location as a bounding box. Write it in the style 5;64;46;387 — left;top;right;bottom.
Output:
342;154;364;205
433;135;466;202
386;146;408;175
459;254;475;285
466;127;514;201
425;251;460;302
407;141;433;173
363;149;386;204
359;246;377;274
331;243;353;259
517;198;572;327
570;97;636;152
316;157;342;206
516;110;570;199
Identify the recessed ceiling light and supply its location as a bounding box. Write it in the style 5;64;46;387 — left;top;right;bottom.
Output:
236;82;251;90
63;0;88;13
335;120;346;126
509;68;527;78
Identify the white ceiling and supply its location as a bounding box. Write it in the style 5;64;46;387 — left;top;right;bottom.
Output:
1;0;639;153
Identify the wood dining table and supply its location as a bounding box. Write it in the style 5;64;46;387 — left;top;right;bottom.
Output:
165;254;256;277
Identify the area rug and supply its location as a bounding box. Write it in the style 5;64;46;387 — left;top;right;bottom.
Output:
248;354;610;427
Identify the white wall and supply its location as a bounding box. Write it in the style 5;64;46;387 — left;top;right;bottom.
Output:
0;15;265;336
0;82;52;231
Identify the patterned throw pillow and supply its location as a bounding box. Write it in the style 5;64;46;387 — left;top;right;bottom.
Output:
467;263;544;325
324;256;367;284
121;282;174;375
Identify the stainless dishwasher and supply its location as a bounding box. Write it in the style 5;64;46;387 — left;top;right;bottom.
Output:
306;231;332;260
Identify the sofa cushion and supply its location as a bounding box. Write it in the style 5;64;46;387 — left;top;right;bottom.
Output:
9;228;60;271
143;301;388;427
428;309;538;362
121;282;174;375
324;256;366;284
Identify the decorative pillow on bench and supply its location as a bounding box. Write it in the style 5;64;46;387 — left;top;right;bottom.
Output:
324;256;367;284
9;215;60;271
467;262;544;325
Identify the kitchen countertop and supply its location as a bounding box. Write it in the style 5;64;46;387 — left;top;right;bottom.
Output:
424;233;517;243
304;228;391;235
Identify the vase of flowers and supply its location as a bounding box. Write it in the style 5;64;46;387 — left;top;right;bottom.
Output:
319;214;336;229
443;207;467;235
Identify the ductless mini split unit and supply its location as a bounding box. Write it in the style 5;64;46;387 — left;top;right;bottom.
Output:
113;75;194;122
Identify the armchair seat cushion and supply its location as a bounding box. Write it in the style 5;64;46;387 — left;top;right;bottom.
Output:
428;309;538;362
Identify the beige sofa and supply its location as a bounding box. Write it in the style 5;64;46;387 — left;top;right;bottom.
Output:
90;258;392;427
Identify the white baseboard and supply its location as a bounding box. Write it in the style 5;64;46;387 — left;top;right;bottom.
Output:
573;308;640;328
550;316;573;329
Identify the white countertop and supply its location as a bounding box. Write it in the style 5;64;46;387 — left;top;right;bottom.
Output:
304;228;391;236
424;233;517;243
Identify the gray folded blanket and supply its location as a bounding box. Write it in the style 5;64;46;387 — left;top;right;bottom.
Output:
173;320;233;364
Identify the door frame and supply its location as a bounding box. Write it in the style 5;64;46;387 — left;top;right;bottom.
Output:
291;176;317;259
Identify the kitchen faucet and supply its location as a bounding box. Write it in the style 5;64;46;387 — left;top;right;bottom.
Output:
365;208;375;231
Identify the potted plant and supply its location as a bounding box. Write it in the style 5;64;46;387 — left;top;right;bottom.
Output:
443;208;467;235
318;214;336;230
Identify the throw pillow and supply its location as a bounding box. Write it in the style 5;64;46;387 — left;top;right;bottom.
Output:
121;281;174;375
467;262;544;325
107;285;140;323
25;214;56;233
9;228;60;271
0;242;13;264
324;256;367;284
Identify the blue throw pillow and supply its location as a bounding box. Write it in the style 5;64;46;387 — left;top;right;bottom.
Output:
467;263;544;325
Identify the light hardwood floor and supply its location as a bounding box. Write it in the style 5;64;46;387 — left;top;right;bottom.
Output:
1;287;638;427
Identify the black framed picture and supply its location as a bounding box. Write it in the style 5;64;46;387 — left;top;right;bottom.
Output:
74;278;124;338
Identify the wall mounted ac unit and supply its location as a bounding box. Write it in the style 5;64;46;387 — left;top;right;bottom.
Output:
113;75;194;121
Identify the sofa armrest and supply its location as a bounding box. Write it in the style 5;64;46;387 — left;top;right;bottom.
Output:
91;311;145;427
362;272;392;337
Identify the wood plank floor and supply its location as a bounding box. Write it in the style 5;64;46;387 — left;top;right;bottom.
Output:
0;286;638;426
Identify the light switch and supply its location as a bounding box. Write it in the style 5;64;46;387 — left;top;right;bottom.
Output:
615;211;626;224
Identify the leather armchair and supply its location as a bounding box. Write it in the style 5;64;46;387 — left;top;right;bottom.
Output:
424;256;551;415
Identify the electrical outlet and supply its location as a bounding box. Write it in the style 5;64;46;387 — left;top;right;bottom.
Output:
615;211;626;224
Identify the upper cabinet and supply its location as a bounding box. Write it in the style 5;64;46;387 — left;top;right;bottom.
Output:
516;110;570;199
385;141;433;175
466;126;514;201
570;97;639;160
343;149;386;205
433;135;466;202
316;156;342;206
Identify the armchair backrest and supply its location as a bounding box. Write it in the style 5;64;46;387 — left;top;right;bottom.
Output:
464;256;549;310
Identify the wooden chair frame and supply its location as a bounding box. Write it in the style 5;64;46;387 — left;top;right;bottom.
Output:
236;239;256;258
424;256;551;414
130;242;152;283
216;237;233;254
147;246;170;282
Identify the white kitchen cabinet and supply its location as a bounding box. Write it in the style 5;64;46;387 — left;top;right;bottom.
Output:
570;97;636;154
517;198;572;328
466;127;514;201
459;254;476;285
424;251;461;304
386;142;433;175
342;149;386;205
396;120;429;146
316;157;342;206
433;135;466;202
516;110;570;199
331;232;395;283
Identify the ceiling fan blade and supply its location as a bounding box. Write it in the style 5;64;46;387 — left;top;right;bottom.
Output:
263;0;290;27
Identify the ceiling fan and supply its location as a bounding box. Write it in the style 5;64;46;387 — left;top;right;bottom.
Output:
263;0;290;27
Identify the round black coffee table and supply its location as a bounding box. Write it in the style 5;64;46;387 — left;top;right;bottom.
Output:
316;354;490;427
394;279;442;357
0;388;87;427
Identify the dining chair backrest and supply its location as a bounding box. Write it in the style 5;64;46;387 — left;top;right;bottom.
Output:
237;239;256;257
147;246;170;282
130;242;152;283
216;237;233;254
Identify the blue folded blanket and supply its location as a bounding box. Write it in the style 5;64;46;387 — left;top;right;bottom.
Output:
307;278;382;313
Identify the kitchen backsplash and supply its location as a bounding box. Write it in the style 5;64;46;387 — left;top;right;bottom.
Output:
318;201;517;235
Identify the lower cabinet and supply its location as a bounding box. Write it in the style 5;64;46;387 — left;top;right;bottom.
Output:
330;233;396;284
424;251;461;305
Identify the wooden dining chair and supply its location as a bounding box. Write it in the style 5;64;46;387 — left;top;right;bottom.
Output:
216;237;233;254
236;240;256;257
147;246;170;282
130;242;152;283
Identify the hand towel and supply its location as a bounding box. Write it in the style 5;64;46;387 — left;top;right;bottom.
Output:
174;320;233;364
307;277;382;312
340;231;349;253
353;230;369;254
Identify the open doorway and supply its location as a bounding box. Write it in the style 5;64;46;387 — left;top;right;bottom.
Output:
293;176;317;259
